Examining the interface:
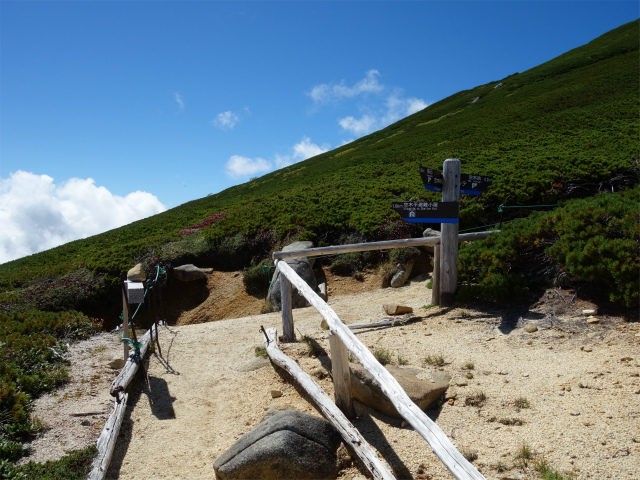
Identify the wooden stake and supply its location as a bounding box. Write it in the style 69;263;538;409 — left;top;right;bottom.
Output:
280;272;294;342
122;289;129;360
440;158;461;307
328;333;355;418
433;244;441;305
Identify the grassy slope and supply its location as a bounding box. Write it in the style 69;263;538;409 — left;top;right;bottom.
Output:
0;20;637;289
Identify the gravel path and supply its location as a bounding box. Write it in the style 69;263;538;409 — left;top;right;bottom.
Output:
99;275;639;480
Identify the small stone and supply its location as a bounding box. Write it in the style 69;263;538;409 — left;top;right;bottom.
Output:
582;309;597;315
383;304;413;315
570;411;580;416
400;420;408;428
447;398;455;406
108;358;125;370
81;420;91;426
586;316;599;324
523;373;529;377
583;347;593;352
455;379;468;387
566;385;572;392
524;324;538;333
270;390;283;399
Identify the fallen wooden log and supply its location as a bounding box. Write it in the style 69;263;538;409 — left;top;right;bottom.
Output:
109;327;156;398
347;315;416;331
88;393;128;480
274;260;486;480
262;327;395;480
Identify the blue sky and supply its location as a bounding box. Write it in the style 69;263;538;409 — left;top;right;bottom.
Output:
0;1;638;263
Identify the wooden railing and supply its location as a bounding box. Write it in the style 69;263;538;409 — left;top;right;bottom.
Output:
271;254;489;480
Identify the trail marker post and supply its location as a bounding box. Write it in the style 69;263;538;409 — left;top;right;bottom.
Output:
440;159;461;307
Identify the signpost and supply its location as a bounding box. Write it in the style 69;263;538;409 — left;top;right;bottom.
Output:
391;201;459;224
395;161;493;307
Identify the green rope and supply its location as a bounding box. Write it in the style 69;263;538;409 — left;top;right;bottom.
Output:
498;203;558;213
121;334;142;361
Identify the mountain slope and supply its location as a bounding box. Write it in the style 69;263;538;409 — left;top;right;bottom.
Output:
0;20;637;304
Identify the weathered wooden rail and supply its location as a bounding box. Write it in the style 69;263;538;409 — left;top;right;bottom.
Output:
88;326;159;480
272;259;487;480
274;231;497;339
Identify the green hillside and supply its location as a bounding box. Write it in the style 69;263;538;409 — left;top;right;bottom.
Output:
0;20;638;307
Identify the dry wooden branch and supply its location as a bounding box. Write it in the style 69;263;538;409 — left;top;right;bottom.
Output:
274;260;486;480
88;393;128;480
262;327;395;480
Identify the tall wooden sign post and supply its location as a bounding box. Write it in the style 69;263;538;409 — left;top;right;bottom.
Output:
440;159;461;307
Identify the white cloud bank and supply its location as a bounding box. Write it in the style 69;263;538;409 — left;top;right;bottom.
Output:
309;70;429;137
0;171;166;264
225;136;329;179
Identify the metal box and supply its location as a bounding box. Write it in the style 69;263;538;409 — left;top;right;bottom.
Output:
125;281;145;304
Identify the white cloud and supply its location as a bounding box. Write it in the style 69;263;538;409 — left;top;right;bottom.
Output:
227;137;330;177
309;69;383;103
338;115;378;136
0;171;166;264
225;155;271;178
309;70;429;138
212;110;240;130
174;92;184;110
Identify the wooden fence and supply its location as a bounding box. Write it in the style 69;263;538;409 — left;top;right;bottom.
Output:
270;232;497;479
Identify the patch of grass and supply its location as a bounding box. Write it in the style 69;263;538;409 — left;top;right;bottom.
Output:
464;391;487;407
10;445;98;480
465;372;474;379
254;346;267;358
396;353;409;366
536;459;575;480
514;397;531;409
461;361;475;370
373;348;393;366
301;335;323;357
515;443;534;468
259;301;273;314
92;345;108;353
460;448;478;462
494;460;508;472
420;303;437;310
423;354;445;367
498;417;524;426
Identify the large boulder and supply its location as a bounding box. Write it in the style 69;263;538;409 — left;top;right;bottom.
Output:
213;410;340;480
390;260;414;288
267;242;317;310
350;363;450;418
172;264;206;282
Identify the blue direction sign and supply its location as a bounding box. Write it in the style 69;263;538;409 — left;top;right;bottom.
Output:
419;166;443;192
460;174;493;195
392;201;459;224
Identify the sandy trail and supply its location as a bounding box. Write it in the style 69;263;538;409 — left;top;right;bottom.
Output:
103;274;639;480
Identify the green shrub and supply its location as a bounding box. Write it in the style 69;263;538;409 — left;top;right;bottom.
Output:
459;187;640;308
243;260;274;295
0;311;100;459
20;268;107;313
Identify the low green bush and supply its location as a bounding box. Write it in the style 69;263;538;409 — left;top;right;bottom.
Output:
459;188;639;308
0;311;101;461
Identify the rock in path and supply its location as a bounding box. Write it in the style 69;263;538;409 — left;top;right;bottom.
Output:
213;410;341;479
350;363;450;418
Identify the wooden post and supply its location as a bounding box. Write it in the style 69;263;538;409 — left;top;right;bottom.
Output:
432;244;441;305
328;333;355;419
440;158;461;307
122;289;129;360
280;272;295;342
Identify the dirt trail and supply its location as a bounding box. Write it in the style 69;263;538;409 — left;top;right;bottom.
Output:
25;270;640;480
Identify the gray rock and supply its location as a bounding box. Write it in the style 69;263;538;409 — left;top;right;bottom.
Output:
350;363;450;418
127;263;146;282
234;357;270;372
214;410;340;480
267;242;317;310
390;260;414;288
524;324;538;333
173;264;205;282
